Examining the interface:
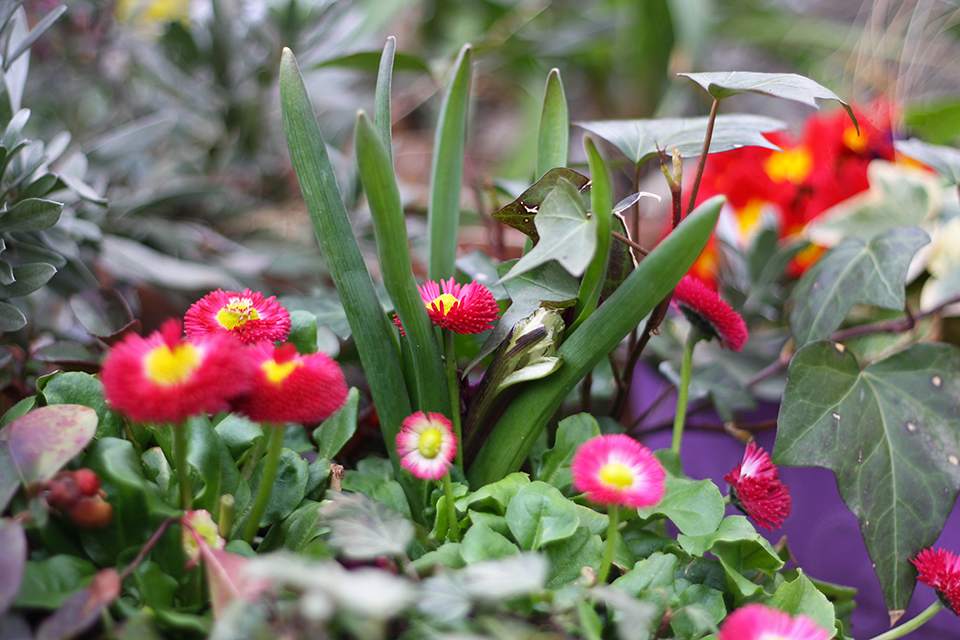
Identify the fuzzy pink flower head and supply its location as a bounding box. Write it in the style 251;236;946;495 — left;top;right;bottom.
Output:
570;434;665;509
718;604;832;640
724;443;792;530
911;547;960;614
101;319;252;424
672;275;748;351
185;289;291;345
232;342;348;425
396;412;457;480
418;278;500;334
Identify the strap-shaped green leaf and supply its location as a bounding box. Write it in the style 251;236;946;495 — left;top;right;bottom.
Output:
570;137;612;332
374;37;396;163
536;69;569;180
355;111;447;414
279;49;411;470
428;44;472;280
468;196;723;485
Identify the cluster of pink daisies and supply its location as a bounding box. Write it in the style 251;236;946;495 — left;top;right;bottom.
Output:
101;289;348;426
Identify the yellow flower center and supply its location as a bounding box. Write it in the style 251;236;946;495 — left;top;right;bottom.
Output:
428;293;459;316
145;343;201;385
262;359;300;384
418;428;444;459
599;462;634;489
764;146;812;184
843;125;866;153
216;297;259;330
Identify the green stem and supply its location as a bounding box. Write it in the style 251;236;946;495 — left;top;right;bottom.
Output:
243;424;287;544
672;330;699;454
441;472;460;542
868;601;943;640
443;329;464;468
173;422;192;510
597;504;620;584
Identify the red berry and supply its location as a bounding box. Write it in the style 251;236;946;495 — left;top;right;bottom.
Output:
68;497;114;529
45;476;81;510
73;469;101;496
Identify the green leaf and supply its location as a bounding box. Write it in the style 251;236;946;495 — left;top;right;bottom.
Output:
639;475;725;536
460;521;519;563
769;570;836;633
895;138;960;184
789;226;929;347
536;69;569;179
576;114;785;165
468;196;722;485
672;584;725;640
775;340;960;612
313;387;359;460
680;71;857;130
504;481;579;550
258;500;329;553
428;44;472;281
38;372;123;439
287;309;319;354
538;413;601;489
542;525;601;588
456;472;530;515
499;177;595;283
612;552;678;595
374;37;396;163
237;449;308;529
0;262;56;297
319;491;413;559
355;111;447;414
0;197;61;232
493;167;590;242
14;555;97;609
280;49;412;478
0;301;24;330
185;415;240;518
570;137;613;331
310;50;430;75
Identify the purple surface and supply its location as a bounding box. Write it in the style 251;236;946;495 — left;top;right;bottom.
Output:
626;363;960;640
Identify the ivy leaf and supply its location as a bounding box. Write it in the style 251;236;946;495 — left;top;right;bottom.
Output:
895;138;960;184
492;168;589;241
789;226;929;347
775;341;960;613
680;71;857;130
576;114;785;165
319;491;413;559
499;178;596;283
504;481;579;550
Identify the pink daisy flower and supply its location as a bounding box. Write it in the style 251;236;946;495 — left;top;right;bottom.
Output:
912;548;960;614
718;604;831;640
672;275;748;351
232;343;348;425
724;443;792;530
185;289;291;345
570;434;665;509
418;278;500;334
101;319;251;424
396;412;457;480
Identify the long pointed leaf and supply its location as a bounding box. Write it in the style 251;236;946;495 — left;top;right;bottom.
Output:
570;137;612;331
428;44;472;280
536;69;569;179
374;37;396;163
468;196;723;484
355;111;448;414
279;49;411;471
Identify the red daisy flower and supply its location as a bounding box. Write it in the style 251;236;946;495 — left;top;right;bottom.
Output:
232;343;348;425
718;604;831;640
724;443;792;530
570;434;665;509
418;278;499;334
672;275;748;351
101;319;251;424
185;289;291;345
396;412;457;480
911;547;960;614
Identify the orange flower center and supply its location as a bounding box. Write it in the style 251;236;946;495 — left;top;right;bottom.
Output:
216;297;259;330
764;146;812;184
843;125;866;152
262;359;300;384
599;462;634;489
428;293;459;315
418;427;444;459
145;343;201;385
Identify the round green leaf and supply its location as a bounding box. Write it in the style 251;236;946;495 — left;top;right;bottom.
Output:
505;481;579;550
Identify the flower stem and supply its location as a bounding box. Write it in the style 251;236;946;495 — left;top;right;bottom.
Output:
441;472;461;542
672;330;699;454
243;424;287;544
597;504;620;584
442;329;464;468
173;422;192;510
868;601;943;640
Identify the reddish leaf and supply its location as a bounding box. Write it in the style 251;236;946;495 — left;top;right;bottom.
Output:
0;405;98;488
0;518;26;617
191;529;271;618
35;568;121;640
